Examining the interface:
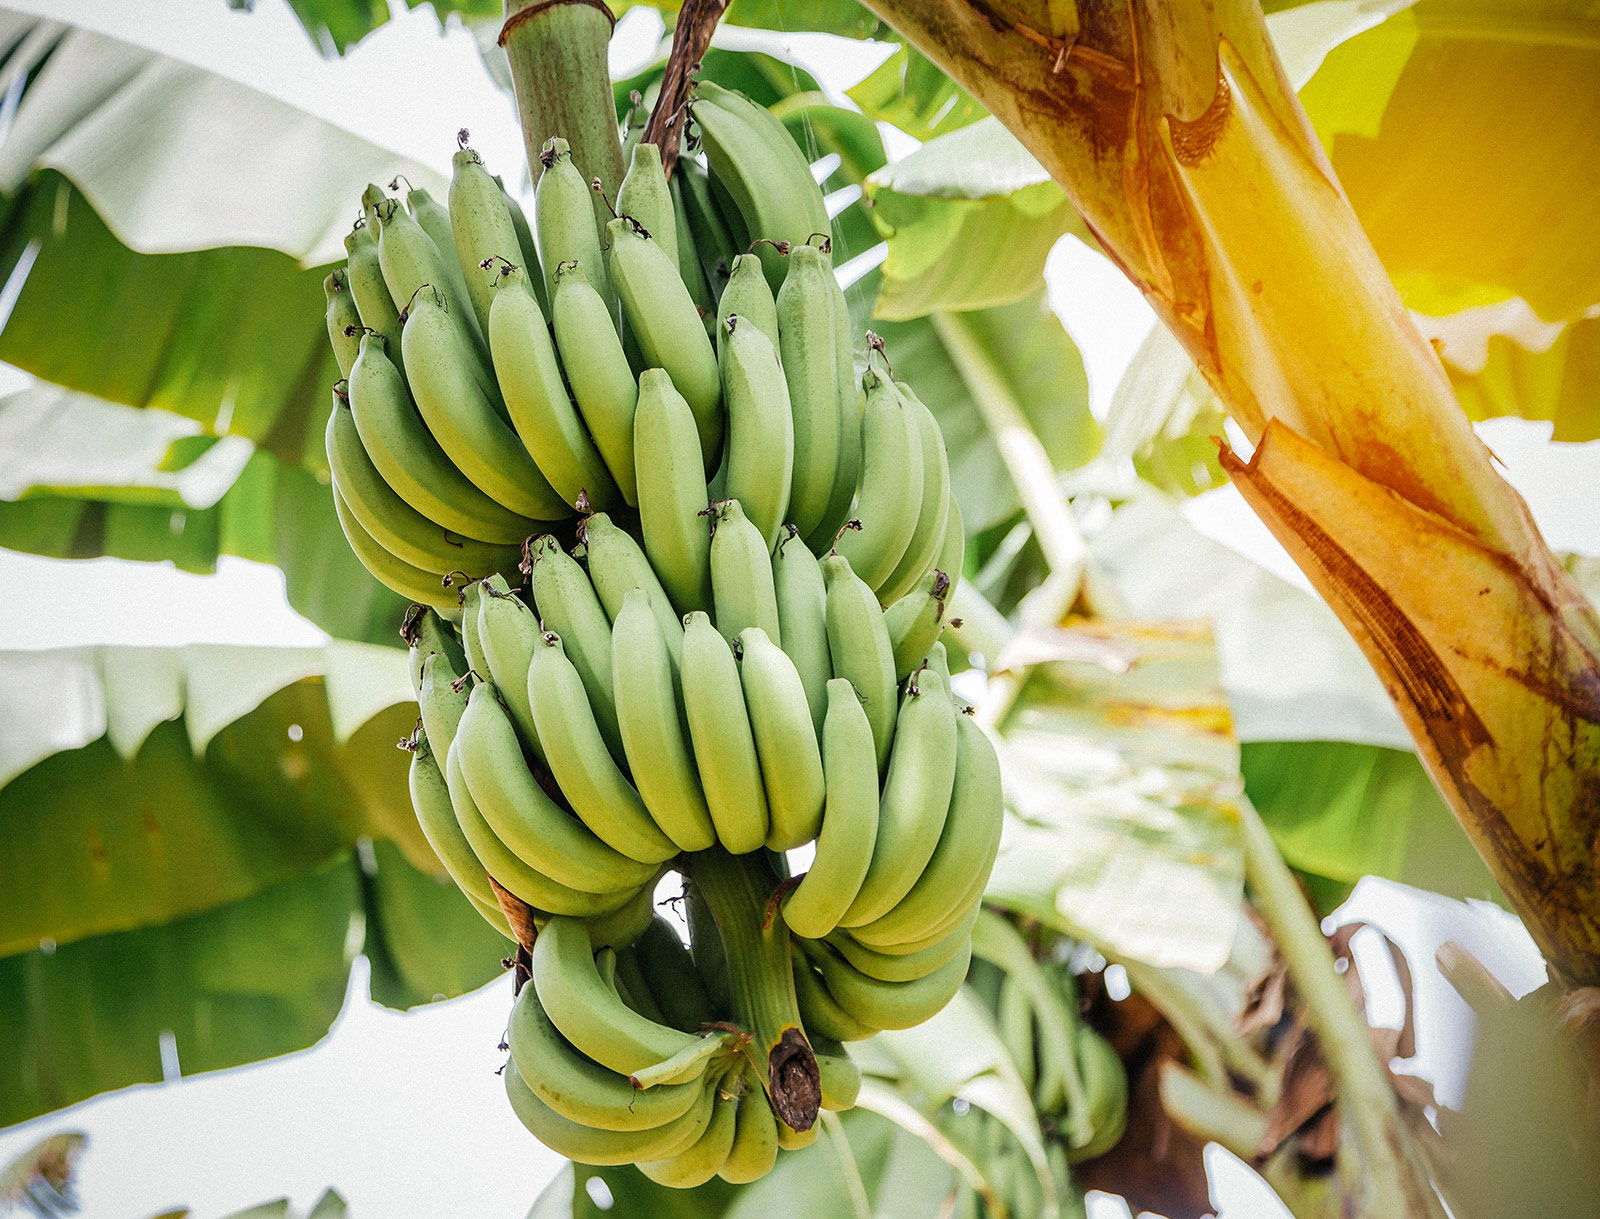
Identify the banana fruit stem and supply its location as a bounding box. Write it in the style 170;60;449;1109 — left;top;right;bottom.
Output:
686;848;820;1131
501;0;626;229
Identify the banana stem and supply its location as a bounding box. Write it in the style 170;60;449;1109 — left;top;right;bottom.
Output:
686;848;820;1131
501;0;626;228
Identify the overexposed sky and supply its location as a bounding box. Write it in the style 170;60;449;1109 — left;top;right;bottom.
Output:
0;2;1588;1216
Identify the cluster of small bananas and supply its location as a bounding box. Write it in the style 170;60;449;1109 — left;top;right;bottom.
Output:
322;79;1005;1186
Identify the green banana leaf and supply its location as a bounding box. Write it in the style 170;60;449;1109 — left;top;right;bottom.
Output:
847;44;985;142
286;0;495;54
612;1;880;40
0;642;508;1126
1097;325;1230;499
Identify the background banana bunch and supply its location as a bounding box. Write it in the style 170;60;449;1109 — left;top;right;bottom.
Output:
319;79;1002;1186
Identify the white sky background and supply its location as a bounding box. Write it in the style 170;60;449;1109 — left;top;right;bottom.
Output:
0;1;1589;1215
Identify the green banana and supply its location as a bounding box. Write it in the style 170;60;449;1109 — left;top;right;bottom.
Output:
878;382;952;603
326;399;520;577
614;945;670;1024
771;526;831;742
407;735;508;929
399;182;481;345
449;143;540;336
417;649;469;763
841;658;959;926
692;82;830;292
459;579;488;678
791;953;877;1042
804;262;861;551
325;270;360;376
669;172;718;340
486;261;619;511
997;972;1038;1092
452;682;656;894
687;879;733;1019
848;708;1004;948
607;217;723;459
710;499;781;647
535;137;615;319
813;1040;862;1112
833;363;923;594
346;333;534;544
401;286;566;520
533;916;709;1077
503;1057;717;1166
776;243;842;539
507;980;705;1131
583;513;684;668
675;157;739;297
634;369;713;614
680;611;769;854
616;141;677;271
331;484;454;608
526;533;624;762
720;314;793;548
613;590;716;853
827;905;977;983
474;574;545;758
716;253;779;354
343;225;407;391
635;914;717;1034
718;1070;780;1183
933;491;964;602
822;552;898;773
406;604;465;698
551;259;639;505
781;678;879;940
528;630;679;865
637;1064;741;1187
884;568;951;682
1067;1024;1129;1162
445;730;639;916
496;174;546;311
810;935;971;1031
736;628;825;851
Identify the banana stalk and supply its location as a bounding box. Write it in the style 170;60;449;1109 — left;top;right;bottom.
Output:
685;849;820;1134
857;3;1600;988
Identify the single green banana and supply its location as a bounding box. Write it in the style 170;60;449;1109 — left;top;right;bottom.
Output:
526;533;625;761
400;182;481;344
474;574;545;758
776;243;842;539
676;157;739;299
401;286;567;520
834;364;923;594
325;270;361;376
710;499;781;647
326;400;520;577
718;1069;779;1183
535;137;615;320
417;649;469;763
584;513;684;668
933;491;964;602
452;682;656;894
445;731;640;916
495;174;546;311
449;143;539;336
997;971;1039;1093
533;916;709;1077
737;627;826;851
792;954;877;1042
613;945;670;1024
407;735;508;928
616;141;677;271
716;253;779;355
406;604;466;698
634;369;713;614
687;879;733;1019
550;259;639;505
507;980;705;1132
812;1040;861;1112
803;263;861;551
331;484;454;608
720;315;793;549
637;1064;741;1187
607;217;722;459
587;880;663;954
503;1057;717;1166
771;526;831;743
346;333;534;544
459;579;488;677
848;708;1004;948
822;552;897;773
810;935;971;1031
486;261;620;511
636;914;717;1034
343;225;407;391
884;568;951;682
780;678;879;940
878;382;952;603
613;590;716;853
528;631;679;865
680;611;769;854
827;906;976;983
1067;1023;1129;1162
692;82;830;292
841;660;959;926
669;172;718;341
